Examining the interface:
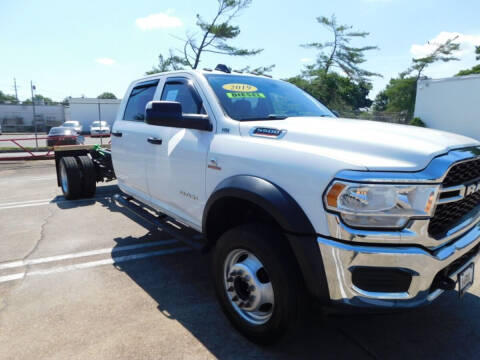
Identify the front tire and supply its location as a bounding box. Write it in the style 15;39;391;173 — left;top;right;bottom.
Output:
212;223;307;344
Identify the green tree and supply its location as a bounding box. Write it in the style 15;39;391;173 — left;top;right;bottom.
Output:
286;71;373;112
97;92;117;99
404;35;460;81
0;90;18;104
147;0;265;73
456;45;480;76
146;52;190;74
238;64;275;75
374;36;460;119
456;65;480;76
302;14;381;81
373;76;417;116
23;94;53;105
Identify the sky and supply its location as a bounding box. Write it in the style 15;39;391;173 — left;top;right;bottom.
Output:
1;0;479;102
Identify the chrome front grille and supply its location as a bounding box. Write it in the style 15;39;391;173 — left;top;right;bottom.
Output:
429;159;480;238
442;158;480;187
429;192;480;238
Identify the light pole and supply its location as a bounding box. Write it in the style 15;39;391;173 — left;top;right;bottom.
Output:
30;81;38;150
97;101;103;146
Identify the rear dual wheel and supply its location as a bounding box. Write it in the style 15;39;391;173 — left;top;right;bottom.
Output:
59;155;97;200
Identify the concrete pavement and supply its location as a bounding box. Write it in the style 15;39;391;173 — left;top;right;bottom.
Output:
1;160;480;359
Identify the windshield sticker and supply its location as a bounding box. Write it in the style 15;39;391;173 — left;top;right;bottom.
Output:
222;83;258;92
226;92;265;99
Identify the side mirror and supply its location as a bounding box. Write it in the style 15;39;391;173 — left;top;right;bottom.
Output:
145;101;212;131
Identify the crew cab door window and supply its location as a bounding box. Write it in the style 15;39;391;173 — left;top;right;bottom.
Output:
160;81;204;114
123;79;159;121
111;79;159;198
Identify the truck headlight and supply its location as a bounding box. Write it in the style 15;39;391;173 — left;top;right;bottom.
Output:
324;181;439;229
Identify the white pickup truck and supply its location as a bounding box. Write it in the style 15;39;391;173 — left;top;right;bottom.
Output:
54;65;480;344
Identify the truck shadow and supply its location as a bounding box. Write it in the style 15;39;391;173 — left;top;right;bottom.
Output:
102;196;480;359
108;244;480;358
53;184;120;209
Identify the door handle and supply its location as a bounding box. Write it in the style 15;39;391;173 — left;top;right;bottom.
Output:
147;137;163;145
111;131;123;137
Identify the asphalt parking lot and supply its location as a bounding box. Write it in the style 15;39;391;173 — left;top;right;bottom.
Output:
2;161;480;359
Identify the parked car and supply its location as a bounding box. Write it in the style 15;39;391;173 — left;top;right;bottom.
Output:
0;123;2;135
61;120;83;134
47;127;82;147
90;121;110;137
54;66;480;344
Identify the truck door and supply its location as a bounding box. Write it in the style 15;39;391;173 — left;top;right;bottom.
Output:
146;76;214;229
111;79;159;201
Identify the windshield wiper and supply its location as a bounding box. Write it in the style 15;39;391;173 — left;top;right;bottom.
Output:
240;114;289;121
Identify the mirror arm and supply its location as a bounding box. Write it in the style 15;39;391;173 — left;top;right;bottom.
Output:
182;114;212;131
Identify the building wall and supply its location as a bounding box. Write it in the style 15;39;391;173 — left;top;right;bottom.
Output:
415;75;480;140
0;104;66;131
69;98;121;130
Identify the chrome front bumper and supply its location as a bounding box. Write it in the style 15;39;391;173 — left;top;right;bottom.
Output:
318;222;480;307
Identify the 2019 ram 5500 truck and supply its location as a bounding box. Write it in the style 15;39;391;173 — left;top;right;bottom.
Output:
54;65;480;344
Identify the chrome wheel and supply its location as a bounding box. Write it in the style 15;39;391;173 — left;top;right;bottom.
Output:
60;162;68;194
223;249;274;325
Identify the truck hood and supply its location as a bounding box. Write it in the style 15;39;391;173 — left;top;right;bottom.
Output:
239;117;479;171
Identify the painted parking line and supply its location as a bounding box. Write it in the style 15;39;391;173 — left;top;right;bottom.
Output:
0;246;191;284
0;239;179;270
0;195;112;210
0;198;52;207
0;175;57;184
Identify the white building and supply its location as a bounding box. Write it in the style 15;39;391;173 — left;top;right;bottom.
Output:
69;98;121;131
414;74;480;140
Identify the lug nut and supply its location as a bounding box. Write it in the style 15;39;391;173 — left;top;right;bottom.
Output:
227;277;233;282
238;302;244;308
244;275;250;281
249;295;255;301
227;287;234;292
249;285;256;292
232;295;238;302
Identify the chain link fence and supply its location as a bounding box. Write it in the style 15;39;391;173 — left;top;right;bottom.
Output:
337;110;410;125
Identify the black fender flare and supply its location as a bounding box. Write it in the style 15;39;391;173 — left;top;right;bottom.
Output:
203;175;330;303
203;175;315;235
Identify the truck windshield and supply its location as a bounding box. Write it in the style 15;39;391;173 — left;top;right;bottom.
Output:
205;74;334;121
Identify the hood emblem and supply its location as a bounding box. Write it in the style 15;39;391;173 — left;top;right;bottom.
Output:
250;127;287;139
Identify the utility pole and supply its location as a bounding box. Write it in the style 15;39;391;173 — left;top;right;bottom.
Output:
31;81;38;150
13;78;18;102
98;101;103;145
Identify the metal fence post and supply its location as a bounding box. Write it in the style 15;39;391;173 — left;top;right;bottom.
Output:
31;81;38;150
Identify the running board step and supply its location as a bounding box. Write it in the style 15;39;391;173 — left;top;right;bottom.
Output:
113;194;206;252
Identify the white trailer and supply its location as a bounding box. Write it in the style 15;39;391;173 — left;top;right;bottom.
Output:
414;74;480;140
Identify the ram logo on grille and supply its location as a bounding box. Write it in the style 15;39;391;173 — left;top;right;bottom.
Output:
466;182;480;196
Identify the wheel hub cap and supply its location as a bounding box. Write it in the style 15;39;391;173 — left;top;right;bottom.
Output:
224;249;274;325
